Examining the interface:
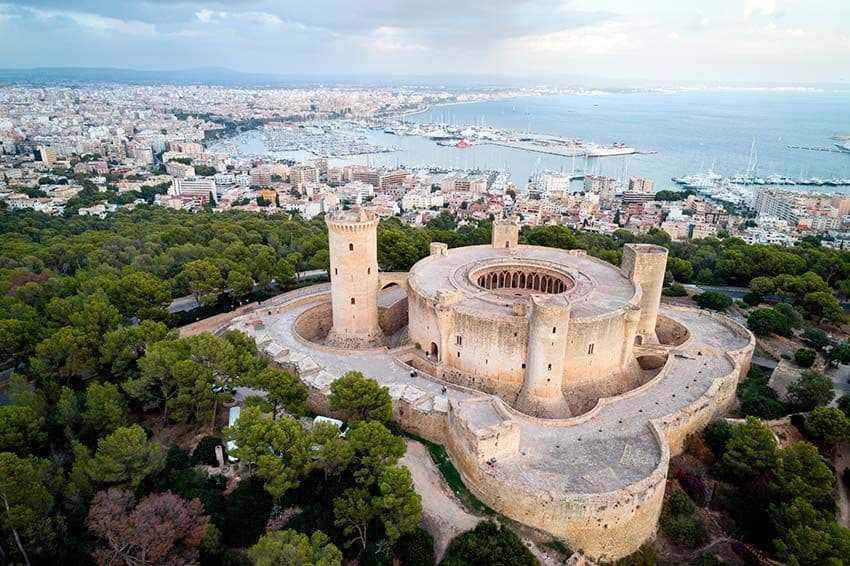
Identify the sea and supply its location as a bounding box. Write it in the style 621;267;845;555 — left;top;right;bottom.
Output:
212;90;850;192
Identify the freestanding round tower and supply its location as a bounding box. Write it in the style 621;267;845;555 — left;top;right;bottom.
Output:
325;208;383;348
620;244;669;344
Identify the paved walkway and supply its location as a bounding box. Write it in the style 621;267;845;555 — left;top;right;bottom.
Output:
227;288;752;497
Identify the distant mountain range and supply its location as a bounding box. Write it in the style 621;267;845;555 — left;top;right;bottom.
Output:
0;67;535;89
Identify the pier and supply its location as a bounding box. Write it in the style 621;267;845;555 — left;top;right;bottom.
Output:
787;145;847;154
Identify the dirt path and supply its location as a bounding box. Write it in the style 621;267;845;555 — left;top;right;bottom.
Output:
836;443;850;529
400;440;481;559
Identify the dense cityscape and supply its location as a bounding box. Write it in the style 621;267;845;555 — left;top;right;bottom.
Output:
5;83;850;252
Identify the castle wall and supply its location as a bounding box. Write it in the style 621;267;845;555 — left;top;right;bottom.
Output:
445;411;668;562
440;309;528;398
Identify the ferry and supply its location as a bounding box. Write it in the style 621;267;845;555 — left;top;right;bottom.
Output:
585;142;635;157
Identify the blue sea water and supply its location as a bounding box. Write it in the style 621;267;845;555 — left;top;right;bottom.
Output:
402;91;850;190
219;91;850;192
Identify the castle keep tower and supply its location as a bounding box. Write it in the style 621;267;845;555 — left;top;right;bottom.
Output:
620;244;668;344
492;217;519;249
325;208;383;348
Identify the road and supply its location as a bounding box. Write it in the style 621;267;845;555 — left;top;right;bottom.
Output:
167;269;328;313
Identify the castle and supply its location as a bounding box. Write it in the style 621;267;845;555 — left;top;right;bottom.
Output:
226;208;755;560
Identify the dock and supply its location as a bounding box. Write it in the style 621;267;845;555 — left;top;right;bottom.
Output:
787;145;847;154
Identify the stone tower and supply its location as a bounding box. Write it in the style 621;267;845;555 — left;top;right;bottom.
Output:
620;244;668;344
516;294;571;418
492;217;519;249
325;208;383;348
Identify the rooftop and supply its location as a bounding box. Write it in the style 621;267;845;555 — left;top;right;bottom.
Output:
408;244;639;319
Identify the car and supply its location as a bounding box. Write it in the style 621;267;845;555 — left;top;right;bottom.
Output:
212;383;235;395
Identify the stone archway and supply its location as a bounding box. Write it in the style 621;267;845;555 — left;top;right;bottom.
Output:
429;342;439;359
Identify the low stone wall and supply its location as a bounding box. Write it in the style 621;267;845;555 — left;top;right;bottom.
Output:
379;297;409;336
655;314;690;346
445;412;668;562
293;302;333;342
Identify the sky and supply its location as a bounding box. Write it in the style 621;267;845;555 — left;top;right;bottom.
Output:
0;0;848;84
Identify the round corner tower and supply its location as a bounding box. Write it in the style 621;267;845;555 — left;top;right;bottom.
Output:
516;294;571;418
621;243;668;344
325;208;383;348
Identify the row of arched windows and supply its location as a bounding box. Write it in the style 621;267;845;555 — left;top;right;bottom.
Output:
476;270;567;294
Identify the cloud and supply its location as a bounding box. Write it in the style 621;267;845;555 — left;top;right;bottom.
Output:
508;22;630;56
14;5;155;34
744;0;779;19
369;26;427;52
668;31;682;41
195;9;283;26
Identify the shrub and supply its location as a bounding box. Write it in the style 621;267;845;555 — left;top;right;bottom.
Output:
684;433;715;464
660;513;709;549
443;521;538;566
614;544;657;566
737;373;787;419
747;308;792;337
396;527;435;566
794;348;816;368
675;470;708;506
219;479;273;547
165;446;191;472
663;283;687;297
802;327;831;350
191;436;222;466
742;292;763;306
166;469;227;518
787;370;835;411
775;302;804;328
695;291;733;311
703;421;734;457
363;540;392;566
243;395;273;414
666;487;696;515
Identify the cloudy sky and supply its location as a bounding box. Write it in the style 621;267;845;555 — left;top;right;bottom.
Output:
0;0;847;83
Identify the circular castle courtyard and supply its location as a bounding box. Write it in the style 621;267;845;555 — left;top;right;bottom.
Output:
217;210;754;561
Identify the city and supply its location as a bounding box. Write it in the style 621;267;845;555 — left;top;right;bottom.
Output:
1;1;850;566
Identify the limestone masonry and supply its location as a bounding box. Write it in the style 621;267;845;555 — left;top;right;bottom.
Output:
224;209;755;561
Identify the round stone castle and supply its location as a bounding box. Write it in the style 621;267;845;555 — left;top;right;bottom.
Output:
222;208;755;561
405;218;667;419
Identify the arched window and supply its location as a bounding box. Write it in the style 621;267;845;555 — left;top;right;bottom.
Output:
349;243;354;251
350;297;356;305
